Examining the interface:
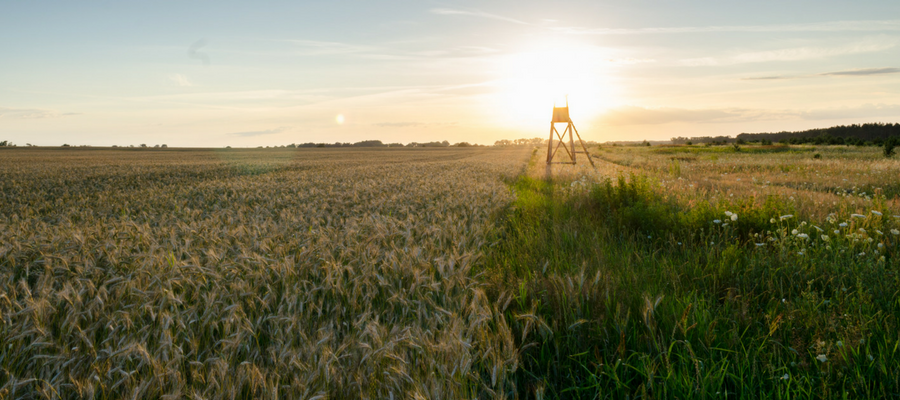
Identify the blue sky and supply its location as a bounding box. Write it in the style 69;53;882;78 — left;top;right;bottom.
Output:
2;1;899;146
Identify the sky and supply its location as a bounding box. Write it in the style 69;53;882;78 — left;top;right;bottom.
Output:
2;1;900;147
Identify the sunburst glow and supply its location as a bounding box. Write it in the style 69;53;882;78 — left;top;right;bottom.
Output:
491;40;616;129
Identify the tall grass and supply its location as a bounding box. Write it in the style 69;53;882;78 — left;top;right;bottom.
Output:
484;148;900;398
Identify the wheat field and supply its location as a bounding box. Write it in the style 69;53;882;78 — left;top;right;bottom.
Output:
3;144;900;399
0;147;530;399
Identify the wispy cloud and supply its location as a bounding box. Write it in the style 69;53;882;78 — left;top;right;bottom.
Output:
229;126;290;137
555;19;900;35
680;36;897;66
743;67;900;80
373;122;425;128
741;75;798;81
800;104;900;120
188;39;210;65
821;67;900;76
0;107;79;119
284;39;377;56
599;104;900;126
373;121;458;128
167;74;194;87
599;106;783;125
430;8;528;25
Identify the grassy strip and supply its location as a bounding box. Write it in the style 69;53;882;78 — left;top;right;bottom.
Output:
483;170;900;399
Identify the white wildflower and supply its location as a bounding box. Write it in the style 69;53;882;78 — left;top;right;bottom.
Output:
891;229;899;236
816;354;828;363
839;222;848;228
780;215;793;221
851;214;865;219
797;233;809;239
713;219;722;224
731;214;738;221
872;210;883;216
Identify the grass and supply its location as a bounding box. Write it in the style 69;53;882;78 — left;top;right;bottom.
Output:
483;146;900;399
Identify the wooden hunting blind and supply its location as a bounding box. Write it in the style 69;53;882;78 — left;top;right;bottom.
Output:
546;99;595;166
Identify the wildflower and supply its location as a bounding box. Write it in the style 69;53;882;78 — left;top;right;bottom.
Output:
826;245;832;250
816;354;827;362
872;210;883;216
713;219;722;224
859;252;866;257
731;214;738;221
813;225;823;232
797;233;809;239
878;243;884;249
781;374;790;380
869;355;875;361
725;211;733;217
770;218;776;224
837;341;843;347
798;251;805;255
792;229;799;235
780;215;793;221
834;230;840;235
722;223;729;227
875;230;883;235
821;235;830;241
839;222;848;227
711;241;715;245
755;243;765;247
801;221;807;226
858;228;866;234
891;229;899;236
851;214;865;219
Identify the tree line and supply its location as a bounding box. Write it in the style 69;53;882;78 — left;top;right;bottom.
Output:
672;123;900;146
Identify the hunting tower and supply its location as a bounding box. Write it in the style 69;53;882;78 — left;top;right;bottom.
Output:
546;99;594;167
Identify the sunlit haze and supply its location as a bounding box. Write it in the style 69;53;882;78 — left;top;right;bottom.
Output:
2;1;900;146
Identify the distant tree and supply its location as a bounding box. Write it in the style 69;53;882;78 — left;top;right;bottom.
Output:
885;138;897;158
686;141;692;145
161;144;167;148
62;144;70;147
641;140;650;147
154;144;160;148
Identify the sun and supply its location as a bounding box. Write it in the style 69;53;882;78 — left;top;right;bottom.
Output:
491;40;615;130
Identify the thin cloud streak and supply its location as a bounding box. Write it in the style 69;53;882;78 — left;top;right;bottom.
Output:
598;104;900;126
229;126;290;137
681;37;897;66
0;107;78;119
430;8;529;25
555;19;900;35
821;67;900;76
